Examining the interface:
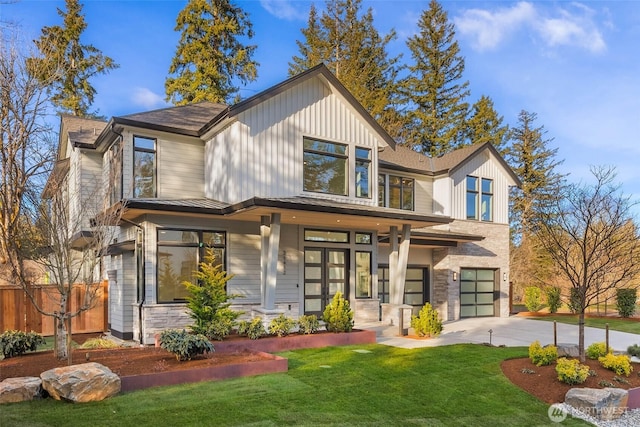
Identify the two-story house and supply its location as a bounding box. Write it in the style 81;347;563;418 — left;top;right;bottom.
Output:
48;64;519;344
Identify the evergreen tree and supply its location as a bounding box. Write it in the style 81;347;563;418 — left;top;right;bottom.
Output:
466;95;509;155
30;0;118;116
165;0;258;105
289;0;402;137
399;0;469;156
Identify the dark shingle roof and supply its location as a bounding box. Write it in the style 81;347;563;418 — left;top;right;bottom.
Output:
116;102;227;136
60;115;108;147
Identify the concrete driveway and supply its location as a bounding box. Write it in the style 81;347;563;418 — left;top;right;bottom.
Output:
359;316;640;351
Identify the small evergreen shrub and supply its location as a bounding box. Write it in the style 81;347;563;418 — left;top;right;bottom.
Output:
599;353;633;376
79;337;119;349
528;340;558;366
627;344;640;358
556;358;589;385
159;329;214;361
545;286;562;314
322;292;354;333
524;287;543;312
297;314;320;335
268;314;296;337
616;288;637;318
0;330;45;359
410;303;443;337
237;317;266;340
586;342;610;360
205;315;236;341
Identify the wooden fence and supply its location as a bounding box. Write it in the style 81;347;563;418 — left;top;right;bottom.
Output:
0;281;108;336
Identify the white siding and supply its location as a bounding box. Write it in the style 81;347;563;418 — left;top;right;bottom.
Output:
206;76;385;204
448;150;512;224
433;176;451;216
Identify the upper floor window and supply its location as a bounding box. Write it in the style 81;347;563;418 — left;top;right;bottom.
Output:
108;139;122;205
355;147;371;198
467;176;493;221
379;174;414;210
303;138;347;196
134;136;156;198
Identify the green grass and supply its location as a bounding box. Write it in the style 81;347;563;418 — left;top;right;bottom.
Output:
528;314;640;334
0;344;587;426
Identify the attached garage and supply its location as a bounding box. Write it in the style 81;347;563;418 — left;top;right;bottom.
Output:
460;268;497;317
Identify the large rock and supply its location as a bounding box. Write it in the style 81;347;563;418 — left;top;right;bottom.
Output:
0;377;43;404
565;387;628;421
40;362;121;403
556;343;580;358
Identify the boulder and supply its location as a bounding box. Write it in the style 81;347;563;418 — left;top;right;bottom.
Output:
565;387;628;421
0;377;43;404
40;362;121;403
556;343;580;358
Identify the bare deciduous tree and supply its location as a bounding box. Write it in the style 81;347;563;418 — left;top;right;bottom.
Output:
536;166;640;361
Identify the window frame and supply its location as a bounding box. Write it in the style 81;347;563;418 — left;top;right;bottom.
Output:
109;139;123;205
133;135;157;198
156;229;227;304
467;175;494;222
355;251;372;298
303;137;348;196
355;147;371;199
481;178;493;222
466;175;479;220
379;174;415;211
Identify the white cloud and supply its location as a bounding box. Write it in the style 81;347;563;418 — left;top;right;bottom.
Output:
131;87;165;109
455;2;535;51
260;0;307;21
455;1;606;53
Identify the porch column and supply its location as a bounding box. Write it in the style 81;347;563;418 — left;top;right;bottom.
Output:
260;216;270;307
389;226;399;304
265;213;281;310
390;224;411;305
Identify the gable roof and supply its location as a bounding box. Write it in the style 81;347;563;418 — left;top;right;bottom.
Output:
379;142;521;186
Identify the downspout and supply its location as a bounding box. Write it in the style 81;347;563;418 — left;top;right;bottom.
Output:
122;217;145;345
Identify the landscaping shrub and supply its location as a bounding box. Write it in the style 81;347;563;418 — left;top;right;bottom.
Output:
79;337;119;349
268;314;296;337
237;317;266;340
0;330;45;359
568;288;581;314
585;342;610;360
297;314;320;335
627;344;640;358
545;286;562;314
556;358;589;385
598;353;633;376
410;302;443;337
524;287;543;312
183;249;242;337
159;329;214;361
528;340;558;366
323;291;354;333
616;288;637;318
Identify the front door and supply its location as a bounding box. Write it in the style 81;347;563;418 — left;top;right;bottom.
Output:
304;248;349;317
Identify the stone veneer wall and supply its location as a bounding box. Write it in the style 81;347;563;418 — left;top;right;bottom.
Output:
432;220;510;321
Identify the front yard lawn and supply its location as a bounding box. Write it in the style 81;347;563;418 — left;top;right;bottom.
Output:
1;344;587;426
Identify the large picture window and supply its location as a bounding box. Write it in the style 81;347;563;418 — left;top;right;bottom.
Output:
134;136;156;198
157;229;226;303
355;147;371;198
303;138;347;196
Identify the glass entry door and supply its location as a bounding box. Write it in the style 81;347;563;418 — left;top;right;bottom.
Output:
304;248;348;317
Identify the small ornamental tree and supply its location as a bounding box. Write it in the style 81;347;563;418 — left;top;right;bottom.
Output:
410;302;443;337
183;249;241;339
545;286;562;313
524;287;543;312
323;291;354;333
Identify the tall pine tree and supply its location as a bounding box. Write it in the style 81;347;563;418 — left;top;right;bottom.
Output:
399;0;469;156
165;0;258;105
289;0;402;137
467;95;509;155
30;0;118;116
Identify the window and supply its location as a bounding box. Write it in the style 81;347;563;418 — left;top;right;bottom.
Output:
466;176;478;219
378;174;386;207
157;229;226;303
355;252;371;298
303;138;347;196
378;174;414;210
378;266;429;317
109;139;122;205
304;229;349;243
134;136;156;198
481;178;493;221
355;147;371;198
355;232;372;244
467;176;493;222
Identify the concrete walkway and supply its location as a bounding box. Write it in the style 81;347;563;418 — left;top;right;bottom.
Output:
357;316;640;352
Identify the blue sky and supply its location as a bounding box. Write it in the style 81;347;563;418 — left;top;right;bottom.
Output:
3;0;640;206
